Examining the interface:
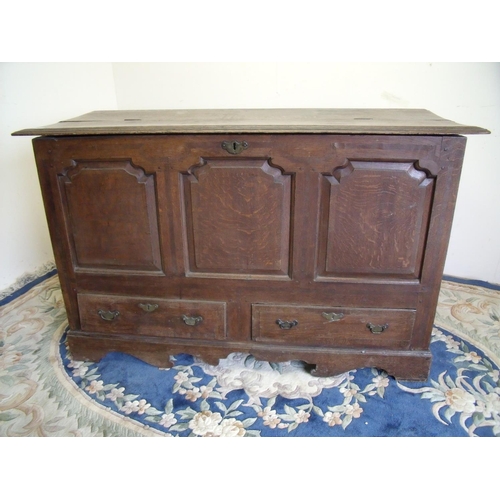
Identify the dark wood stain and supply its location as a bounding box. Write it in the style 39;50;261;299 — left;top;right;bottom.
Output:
18;109;488;381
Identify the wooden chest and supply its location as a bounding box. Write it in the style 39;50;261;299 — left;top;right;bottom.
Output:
14;109;489;380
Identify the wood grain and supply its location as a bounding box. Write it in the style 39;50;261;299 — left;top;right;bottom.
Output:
67;331;432;381
13;108;490;136
252;304;415;349
24;110;481;380
182;158;292;277
78;293;226;340
319;161;434;279
59;160;162;273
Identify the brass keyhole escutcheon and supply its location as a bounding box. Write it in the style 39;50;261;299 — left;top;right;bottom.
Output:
138;303;159;313
221;140;248;155
322;311;345;322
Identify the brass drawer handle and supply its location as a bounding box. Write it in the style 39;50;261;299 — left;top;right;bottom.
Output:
276;319;299;330
221;140;248;155
322;311;345;322
366;323;389;334
138;303;159;313
98;309;120;321
182;314;203;326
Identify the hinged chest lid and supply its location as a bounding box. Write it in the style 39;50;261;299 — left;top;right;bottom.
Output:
12;108;490;136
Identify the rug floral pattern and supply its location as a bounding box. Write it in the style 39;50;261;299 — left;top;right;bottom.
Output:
1;271;499;437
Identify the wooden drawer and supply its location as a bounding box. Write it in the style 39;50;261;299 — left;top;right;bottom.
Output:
252;304;415;349
78;293;226;340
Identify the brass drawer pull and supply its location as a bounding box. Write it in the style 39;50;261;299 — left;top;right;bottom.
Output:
366;323;389;334
276;319;299;330
221;140;248;155
182;314;203;326
98;309;120;321
138;303;159;312
322;311;345;322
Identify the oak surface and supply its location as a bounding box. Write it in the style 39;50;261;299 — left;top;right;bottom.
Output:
20;109;484;380
13;108;490;136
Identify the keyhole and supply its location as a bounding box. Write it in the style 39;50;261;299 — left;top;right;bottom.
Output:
221;140;248;154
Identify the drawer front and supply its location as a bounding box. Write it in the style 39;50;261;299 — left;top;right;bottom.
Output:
252;304;415;349
78;293;226;340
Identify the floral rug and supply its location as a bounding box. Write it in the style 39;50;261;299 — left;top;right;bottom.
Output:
1;266;499;437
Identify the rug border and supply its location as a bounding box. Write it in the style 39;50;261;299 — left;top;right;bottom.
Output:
443;274;500;291
49;323;167;437
0;263;57;307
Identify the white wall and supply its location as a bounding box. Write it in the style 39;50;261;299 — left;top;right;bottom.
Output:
0;63;117;289
1;62;498;289
111;62;500;285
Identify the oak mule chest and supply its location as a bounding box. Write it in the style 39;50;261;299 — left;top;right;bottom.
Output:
14;109;489;380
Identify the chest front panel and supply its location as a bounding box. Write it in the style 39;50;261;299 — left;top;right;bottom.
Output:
32;131;467;380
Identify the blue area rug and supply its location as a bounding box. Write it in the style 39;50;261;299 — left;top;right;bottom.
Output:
59;328;500;437
1;268;499;436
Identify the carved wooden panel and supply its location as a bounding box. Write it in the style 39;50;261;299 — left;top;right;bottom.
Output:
181;158;292;278
58;160;162;273
317;161;434;280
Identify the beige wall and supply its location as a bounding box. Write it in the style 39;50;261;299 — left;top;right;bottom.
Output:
0;63;117;289
1;62;499;289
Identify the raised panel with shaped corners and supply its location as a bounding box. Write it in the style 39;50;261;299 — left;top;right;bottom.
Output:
58;160;162;273
181;158;293;278
317;160;435;280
